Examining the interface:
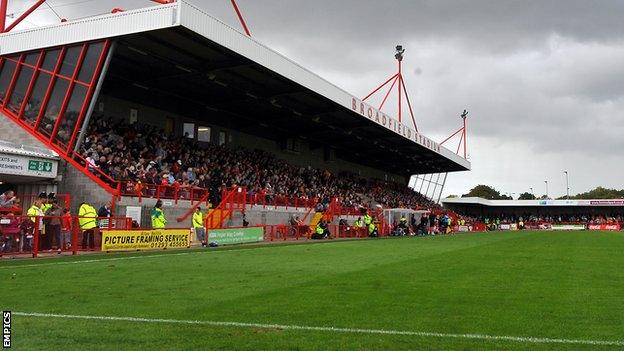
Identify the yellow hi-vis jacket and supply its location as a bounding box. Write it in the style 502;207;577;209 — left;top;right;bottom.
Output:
192;211;204;228
78;203;98;229
315;224;324;234
27;205;43;223
368;222;376;234
151;207;167;229
40;202;52;214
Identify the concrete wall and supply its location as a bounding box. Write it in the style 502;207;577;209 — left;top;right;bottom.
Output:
55;161;115;213
0;113;48;148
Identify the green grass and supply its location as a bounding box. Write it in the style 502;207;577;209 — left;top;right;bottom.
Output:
2;231;624;350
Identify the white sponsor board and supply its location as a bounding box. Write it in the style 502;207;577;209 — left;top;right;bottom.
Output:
551;224;585;231
125;206;142;226
0;153;58;178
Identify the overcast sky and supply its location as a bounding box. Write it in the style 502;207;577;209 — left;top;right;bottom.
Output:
7;0;624;198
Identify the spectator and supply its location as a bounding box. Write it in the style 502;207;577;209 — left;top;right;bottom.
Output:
192;207;206;246
79;117;438;210
45;200;63;253
0;190;16;208
61;208;72;249
78;202;98;250
151;200;167;229
24;199;44;252
97;202;112;229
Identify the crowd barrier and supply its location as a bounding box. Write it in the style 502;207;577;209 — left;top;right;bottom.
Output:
262;224;371;241
119;181;209;205
246;193;319;210
0;215;132;257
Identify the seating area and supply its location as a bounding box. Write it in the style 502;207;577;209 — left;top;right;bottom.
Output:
78;117;437;209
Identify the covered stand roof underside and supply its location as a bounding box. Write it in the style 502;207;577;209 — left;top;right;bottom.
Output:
104;28;466;176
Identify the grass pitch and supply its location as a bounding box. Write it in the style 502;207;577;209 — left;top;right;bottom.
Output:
2;231;623;350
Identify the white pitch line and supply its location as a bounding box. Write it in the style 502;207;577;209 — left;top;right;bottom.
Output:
13;311;624;347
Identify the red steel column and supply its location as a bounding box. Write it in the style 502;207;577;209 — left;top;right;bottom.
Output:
34;47;66;131
230;0;251;36
50;43;88;144
68;40;112;154
2;54;24;108
397;60;402;123
17;50;45;123
463;116;467;159
0;0;8;32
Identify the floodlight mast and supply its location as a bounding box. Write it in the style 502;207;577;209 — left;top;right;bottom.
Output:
439;110;469;160
362;45;418;132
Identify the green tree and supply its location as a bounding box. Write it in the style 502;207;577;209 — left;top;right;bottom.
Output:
446;195;458;198
462;185;503;200
518;192;536;200
568;187;624;199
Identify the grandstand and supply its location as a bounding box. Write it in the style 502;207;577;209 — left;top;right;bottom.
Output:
442;197;624;230
4;3;624;351
0;1;469;229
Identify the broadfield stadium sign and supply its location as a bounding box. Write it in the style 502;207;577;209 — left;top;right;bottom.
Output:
350;97;441;153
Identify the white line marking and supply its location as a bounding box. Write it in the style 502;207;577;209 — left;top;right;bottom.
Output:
13;311;624;347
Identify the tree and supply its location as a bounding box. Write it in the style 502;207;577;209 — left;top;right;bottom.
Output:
518;192;536;200
462;185;503;200
446;194;458;198
569;187;624;199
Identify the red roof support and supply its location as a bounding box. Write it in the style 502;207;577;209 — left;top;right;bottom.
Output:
439;110;469;160
362;46;419;132
230;0;251;37
3;0;46;33
0;0;7;32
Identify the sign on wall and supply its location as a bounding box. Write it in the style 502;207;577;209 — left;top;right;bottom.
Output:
207;227;264;245
101;229;190;251
0;154;58;178
125;206;142;226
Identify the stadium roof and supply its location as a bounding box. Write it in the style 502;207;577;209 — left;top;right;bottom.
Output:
442;197;624;207
0;1;470;176
0;140;59;160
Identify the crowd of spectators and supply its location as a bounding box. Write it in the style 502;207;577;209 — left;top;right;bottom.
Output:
79;117;436;209
468;214;624;225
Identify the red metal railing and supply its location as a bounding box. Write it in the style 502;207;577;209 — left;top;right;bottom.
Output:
205;187;246;229
176;191;211;223
262;224;370;241
245;191;319;210
118;181;209;205
0;214;132;258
